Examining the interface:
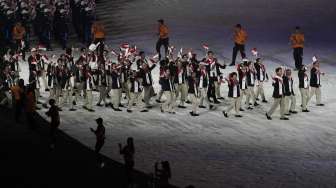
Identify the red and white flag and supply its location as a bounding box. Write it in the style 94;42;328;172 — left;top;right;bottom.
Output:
312;56;318;63
251;48;258;57
202;44;209;51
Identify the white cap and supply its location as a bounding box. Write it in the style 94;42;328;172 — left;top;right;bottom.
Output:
242;58;249;62
31;48;37;52
84;7;92;11
21;9;29;14
6;10;13;15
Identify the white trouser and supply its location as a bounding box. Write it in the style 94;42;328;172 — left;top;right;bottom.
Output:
299;88;309;110
285;95;296;114
225;97;240;115
175;83;187;105
246;86;256;105
267;97;285;118
84;90;93;110
97;85;107;105
128;92;145;111
189;94;199;113
162;91;176;113
255;81;265;100
111;89;121;108
308;87;321;105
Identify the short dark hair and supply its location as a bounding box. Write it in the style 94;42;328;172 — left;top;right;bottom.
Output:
207;51;213;55
158;19;164;24
275;67;282;73
49;99;56;106
295;26;301;30
236;24;242;28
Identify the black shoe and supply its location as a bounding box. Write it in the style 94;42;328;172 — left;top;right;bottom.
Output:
289;110;298;114
146;105;153;109
96;103;102;107
140;109;149;112
256;97;260;101
249;103;252;106
262;99;268;103
88;109;95;112
222;111;228;118
127;109;132;113
69;108;76;111
119;104;125;108
189;112;199;116
73;101;77;106
214;100;221;104
169;111;176;114
254;102;259;106
199;105;206;108
83;106;88;110
178;105;187;109
229;63;235;66
239;108;245;112
185;100;192;104
280;117;289;120
217;97;225;100
284;113;291;116
302;109;310;112
247;106;253;110
235;114;243;118
105;104;109;107
209;105;214;110
266;113;272;120
114;108;122;111
156;99;162;103
316;104;324;106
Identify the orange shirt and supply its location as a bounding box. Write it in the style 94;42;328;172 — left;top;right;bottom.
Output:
12;25;26;40
91;22;105;39
11;85;23;100
290;33;304;48
234;29;248;45
159;24;169;39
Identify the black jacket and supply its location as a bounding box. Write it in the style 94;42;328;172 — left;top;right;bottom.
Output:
310;67;320;88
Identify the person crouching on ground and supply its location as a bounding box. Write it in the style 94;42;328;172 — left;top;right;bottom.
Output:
266;67;288;120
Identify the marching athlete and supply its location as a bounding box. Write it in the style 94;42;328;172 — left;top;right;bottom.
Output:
222;72;242;118
266;67;288;120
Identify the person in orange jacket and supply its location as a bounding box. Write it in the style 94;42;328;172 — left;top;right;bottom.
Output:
156;19;169;60
290;26;305;70
230;24;247;66
91;21;105;55
12;22;26;60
